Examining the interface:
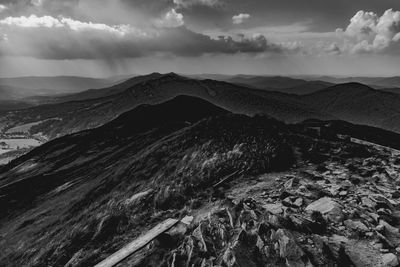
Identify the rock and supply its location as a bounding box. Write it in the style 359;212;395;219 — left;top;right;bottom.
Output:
361;197;376;209
282;197;303;209
293;198;304;208
305;197;344;223
229;230;262;267
275;229;308;266
344;220;369;233
263;203;284;215
284;177;299;190
379;220;400;247
181;215;194;225
376;225;385;232
392;191;400;199
288;214;326;234
368;213;380;223
365;232;374;237
373;242;384;250
298;185;307;192
382;253;399;267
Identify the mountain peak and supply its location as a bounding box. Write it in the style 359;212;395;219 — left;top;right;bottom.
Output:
100;95;229;135
334;82;374;90
305;82;375;97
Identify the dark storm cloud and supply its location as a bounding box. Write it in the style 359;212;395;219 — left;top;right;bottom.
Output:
0;15;285;59
0;0;78;17
120;0;172;15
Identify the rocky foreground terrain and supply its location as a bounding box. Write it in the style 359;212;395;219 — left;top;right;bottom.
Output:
116;127;400;267
2;96;400;266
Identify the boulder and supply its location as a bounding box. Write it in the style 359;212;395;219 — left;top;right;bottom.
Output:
275;229;309;266
382;253;399;267
379;220;400;248
284;177;299;190
344;220;369;233
263;203;284;215
305;197;344;223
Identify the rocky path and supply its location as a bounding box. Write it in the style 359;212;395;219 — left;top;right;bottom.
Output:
95;137;400;267
160;142;400;266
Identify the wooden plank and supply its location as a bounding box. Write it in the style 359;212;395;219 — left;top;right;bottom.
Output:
213;170;244;188
350;138;400;154
94;218;179;267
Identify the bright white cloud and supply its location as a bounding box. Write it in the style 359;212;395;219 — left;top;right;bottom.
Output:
337;9;400;54
0;15;133;36
0;4;8;13
156;9;184;28
0;15;63;28
232;13;251;25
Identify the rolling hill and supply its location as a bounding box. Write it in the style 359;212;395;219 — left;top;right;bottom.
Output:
35;73;165;104
310;76;400;89
0;75;132;110
222;75;333;94
301;82;400;133
0;76;124;96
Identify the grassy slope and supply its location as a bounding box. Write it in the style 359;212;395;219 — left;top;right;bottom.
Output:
0;97;293;266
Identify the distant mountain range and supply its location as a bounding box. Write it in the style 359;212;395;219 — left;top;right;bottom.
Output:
0;73;330;139
0;75;131;109
310;75;400;89
1;73;400;141
0;76;125;96
190;74;334;95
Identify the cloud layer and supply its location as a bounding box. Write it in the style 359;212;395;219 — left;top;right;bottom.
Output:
1;0;400;78
0;14;287;59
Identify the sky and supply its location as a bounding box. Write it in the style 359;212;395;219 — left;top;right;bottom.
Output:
0;0;400;77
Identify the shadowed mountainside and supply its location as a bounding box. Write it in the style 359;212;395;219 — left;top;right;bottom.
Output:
0;96;294;266
302;82;400;133
224;75;333;94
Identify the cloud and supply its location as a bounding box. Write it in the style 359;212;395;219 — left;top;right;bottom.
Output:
173;0;222;8
337;9;400;54
0;15;132;34
30;0;43;7
232;13;250;25
324;42;342;55
0;14;287;60
0;4;7;12
156;8;184;28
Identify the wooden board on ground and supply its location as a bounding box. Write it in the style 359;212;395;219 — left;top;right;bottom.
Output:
94;218;179;267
